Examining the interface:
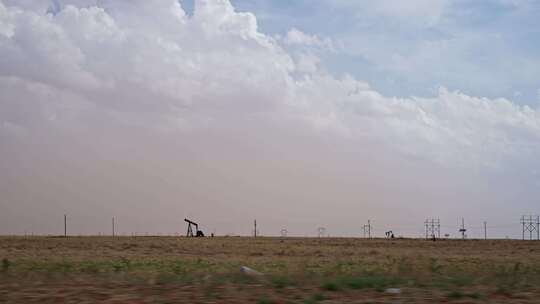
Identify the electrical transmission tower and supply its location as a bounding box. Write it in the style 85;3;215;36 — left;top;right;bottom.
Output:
520;215;539;240
424;218;440;240
362;220;371;238
280;229;288;237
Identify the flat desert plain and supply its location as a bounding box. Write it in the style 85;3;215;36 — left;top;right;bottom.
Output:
1;236;539;303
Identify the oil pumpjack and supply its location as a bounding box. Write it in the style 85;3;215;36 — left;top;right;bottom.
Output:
184;218;205;237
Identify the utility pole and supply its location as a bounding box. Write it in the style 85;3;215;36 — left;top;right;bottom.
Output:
64;214;67;237
484;221;487;240
459;218;467;239
254;219;257;238
112;217;115;237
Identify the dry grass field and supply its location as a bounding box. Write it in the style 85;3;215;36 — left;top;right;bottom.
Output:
1;236;540;303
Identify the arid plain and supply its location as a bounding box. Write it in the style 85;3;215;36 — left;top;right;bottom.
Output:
1;236;539;303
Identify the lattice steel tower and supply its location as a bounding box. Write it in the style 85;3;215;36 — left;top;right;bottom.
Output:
425;218;440;239
521;215;539;240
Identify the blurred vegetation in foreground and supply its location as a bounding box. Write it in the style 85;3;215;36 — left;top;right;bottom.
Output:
1;236;540;303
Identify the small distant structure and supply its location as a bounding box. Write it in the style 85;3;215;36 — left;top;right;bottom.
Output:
362;220;372;238
385;230;394;239
280;229;288;237
184;218;205;237
459;218;467;239
317;227;326;238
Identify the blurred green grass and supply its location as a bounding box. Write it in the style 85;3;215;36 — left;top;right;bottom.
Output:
1;236;540;299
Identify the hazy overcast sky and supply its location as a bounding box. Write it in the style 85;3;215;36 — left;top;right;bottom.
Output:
1;0;539;238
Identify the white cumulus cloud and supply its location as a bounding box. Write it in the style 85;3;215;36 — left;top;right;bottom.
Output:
0;0;538;167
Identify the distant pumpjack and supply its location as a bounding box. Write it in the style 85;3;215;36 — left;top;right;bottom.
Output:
184;218;205;237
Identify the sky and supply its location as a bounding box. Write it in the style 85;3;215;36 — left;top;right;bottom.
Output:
0;0;539;238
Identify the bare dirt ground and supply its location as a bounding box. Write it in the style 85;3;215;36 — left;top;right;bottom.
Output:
1;236;539;303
